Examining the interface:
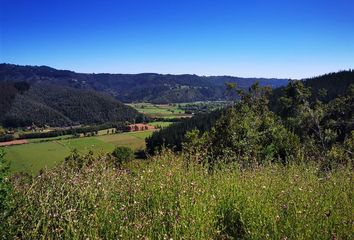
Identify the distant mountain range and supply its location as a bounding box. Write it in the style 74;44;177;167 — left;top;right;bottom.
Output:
0;64;289;103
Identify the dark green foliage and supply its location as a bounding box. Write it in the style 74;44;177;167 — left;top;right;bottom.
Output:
0;82;23;120
0;63;288;104
305;70;354;102
275;80;353;163
111;146;134;167
206;107;300;166
64;149;95;170
270;70;354;109
146;109;222;154
1;83;144;127
322;85;354;141
13;81;30;93
0;134;14;142
184;83;301;168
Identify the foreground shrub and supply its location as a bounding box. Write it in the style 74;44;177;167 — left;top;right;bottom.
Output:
112;146;134;167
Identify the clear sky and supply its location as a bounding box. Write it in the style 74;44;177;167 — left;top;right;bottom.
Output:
1;0;353;79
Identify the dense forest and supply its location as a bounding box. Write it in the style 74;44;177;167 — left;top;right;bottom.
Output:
147;70;354;165
0;82;145;127
0;64;289;103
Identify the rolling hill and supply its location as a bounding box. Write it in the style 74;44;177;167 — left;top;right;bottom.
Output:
0;82;144;127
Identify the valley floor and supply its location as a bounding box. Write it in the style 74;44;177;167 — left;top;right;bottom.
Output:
3;130;154;175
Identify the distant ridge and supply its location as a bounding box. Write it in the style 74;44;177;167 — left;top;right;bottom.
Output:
0;63;289;103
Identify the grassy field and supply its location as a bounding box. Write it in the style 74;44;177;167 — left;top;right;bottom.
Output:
148;121;173;128
128;103;190;118
4;151;352;239
3;130;154;175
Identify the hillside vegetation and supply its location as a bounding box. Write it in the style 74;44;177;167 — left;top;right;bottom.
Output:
0;82;144;127
0;63;288;103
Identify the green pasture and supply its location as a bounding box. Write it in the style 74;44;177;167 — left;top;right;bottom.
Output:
149;121;173;128
128;103;189;118
2;130;154;175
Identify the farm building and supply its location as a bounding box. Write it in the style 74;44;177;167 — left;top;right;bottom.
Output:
126;124;155;132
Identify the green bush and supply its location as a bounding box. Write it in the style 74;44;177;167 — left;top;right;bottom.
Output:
184;105;301;169
0;134;14;142
64;149;95;170
112;146;134;167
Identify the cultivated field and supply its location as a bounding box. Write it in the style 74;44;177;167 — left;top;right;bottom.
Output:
148;121;173;128
3;130;154;175
128;103;191;118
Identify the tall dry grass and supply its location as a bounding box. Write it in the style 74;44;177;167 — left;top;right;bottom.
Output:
3;150;353;239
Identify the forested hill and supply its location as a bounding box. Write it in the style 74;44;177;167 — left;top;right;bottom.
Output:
271;70;354;103
304;70;354;101
0;82;144;127
147;70;354;153
0;64;289;103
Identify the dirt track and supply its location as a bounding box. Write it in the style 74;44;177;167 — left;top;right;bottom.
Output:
0;139;29;147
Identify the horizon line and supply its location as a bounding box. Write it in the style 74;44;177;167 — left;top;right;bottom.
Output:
2;62;352;81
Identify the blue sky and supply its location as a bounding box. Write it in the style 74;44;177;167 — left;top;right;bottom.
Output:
1;0;353;79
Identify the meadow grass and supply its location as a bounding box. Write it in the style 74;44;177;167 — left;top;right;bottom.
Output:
126;130;156;140
3;130;154;175
5;138;114;175
128;103;188;118
4;141;72;175
4;150;353;239
149;121;173;128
